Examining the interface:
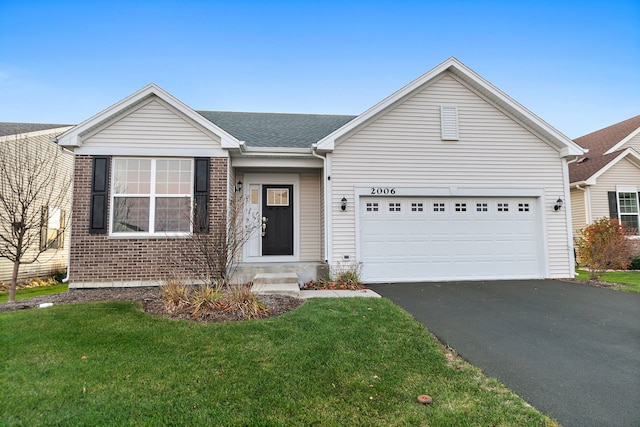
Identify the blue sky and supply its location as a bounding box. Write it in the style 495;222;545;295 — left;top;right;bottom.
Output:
0;0;638;138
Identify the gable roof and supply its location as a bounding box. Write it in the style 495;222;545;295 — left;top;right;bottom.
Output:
56;84;241;149
574;114;640;157
0;122;71;137
569;115;640;184
315;57;584;158
198;111;355;148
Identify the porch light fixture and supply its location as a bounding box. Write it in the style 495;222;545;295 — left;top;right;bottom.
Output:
341;196;347;211
235;181;243;192
554;198;563;211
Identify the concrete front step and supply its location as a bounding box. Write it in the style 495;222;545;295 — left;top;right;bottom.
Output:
251;282;300;298
251;272;301;297
253;272;299;285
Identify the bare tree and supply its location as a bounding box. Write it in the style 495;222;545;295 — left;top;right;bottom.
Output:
173;192;260;289
0;130;72;302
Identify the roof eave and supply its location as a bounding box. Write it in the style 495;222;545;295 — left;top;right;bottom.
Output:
56;84;241;149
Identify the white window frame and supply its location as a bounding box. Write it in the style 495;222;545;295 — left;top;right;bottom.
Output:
109;157;194;237
616;187;639;234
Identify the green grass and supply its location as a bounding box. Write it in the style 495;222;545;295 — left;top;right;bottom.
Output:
575;269;640;293
0;282;68;303
0;298;557;426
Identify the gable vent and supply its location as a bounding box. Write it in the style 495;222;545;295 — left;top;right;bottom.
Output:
440;105;459;140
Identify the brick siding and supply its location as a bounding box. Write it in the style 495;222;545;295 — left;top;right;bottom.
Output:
69;155;228;285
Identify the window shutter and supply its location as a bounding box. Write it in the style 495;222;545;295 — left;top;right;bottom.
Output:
194;157;210;233
607;191;618;220
441;106;459;140
90;156;110;234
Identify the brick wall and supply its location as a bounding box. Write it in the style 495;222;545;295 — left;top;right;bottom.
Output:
69;155;228;285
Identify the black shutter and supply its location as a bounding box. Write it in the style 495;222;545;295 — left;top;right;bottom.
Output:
608;191;618;220
90;156;110;234
194;158;210;233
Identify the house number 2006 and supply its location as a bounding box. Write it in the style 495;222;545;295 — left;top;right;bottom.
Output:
370;187;396;195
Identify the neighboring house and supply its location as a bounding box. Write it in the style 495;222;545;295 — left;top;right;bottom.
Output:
569;115;640;240
56;57;583;287
0;123;73;283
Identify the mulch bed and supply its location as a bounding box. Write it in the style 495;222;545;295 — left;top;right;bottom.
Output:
0;287;305;323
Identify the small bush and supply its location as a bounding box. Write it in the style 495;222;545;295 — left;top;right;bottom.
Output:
575;218;632;279
629;256;640;270
191;284;223;317
223;284;268;320
161;280;191;312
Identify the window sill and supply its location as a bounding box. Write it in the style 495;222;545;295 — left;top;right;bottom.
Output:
108;233;192;240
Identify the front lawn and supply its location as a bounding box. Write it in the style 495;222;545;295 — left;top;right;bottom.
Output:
575;269;640;293
0;282;68;303
0;298;557;426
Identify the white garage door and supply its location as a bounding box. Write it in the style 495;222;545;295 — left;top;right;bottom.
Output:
359;197;544;282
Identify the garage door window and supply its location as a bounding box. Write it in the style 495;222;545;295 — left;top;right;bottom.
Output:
455;202;467;212
388;202;402;212
476;202;488;212
518;203;530;212
411;202;424;212
433;202;446;212
497;203;509;212
365;202;379;212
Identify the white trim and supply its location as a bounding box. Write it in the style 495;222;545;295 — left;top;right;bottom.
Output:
315;57;584;157
231;157;322;168
561;158;576;274
56;83;240;149
108;157;194;237
353;186;545;198
326;153;334;265
73;146;229;157
242;173;300;262
604;126;640;155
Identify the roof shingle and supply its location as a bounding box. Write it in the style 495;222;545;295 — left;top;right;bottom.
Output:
0;122;71;137
197;111;356;148
569;115;640;183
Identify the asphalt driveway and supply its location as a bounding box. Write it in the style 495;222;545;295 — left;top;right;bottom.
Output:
368;280;640;427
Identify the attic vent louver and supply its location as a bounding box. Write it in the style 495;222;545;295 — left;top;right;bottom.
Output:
440;105;459;140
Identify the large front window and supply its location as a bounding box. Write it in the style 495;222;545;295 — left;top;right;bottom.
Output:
618;191;639;232
111;158;193;235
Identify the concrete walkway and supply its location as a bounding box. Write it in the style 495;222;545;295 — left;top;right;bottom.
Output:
300;289;381;299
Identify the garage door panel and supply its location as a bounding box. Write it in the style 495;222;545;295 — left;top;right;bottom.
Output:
359;196;543;282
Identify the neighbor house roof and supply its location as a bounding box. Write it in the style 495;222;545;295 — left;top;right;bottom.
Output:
569;115;640;184
197;111;356;148
0;122;71;137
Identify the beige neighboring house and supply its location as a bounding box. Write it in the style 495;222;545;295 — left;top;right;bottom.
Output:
0;123;73;283
56;57;584;288
569;115;640;240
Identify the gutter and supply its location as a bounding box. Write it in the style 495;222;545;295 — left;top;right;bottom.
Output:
311;144;330;263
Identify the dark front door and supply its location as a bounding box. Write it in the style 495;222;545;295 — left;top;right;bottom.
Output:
262;185;294;256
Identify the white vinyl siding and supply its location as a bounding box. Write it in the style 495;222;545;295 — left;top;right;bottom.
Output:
330;72;571;279
617;131;640;153
0;129;73;283
589;158;640;222
570;187;588;235
299;170;322;261
84;98;222;151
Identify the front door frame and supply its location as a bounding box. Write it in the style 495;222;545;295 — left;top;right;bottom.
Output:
242;173;300;262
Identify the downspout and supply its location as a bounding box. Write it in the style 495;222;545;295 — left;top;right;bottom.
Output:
311;144;329;263
49;136;76;283
561;156;577;278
